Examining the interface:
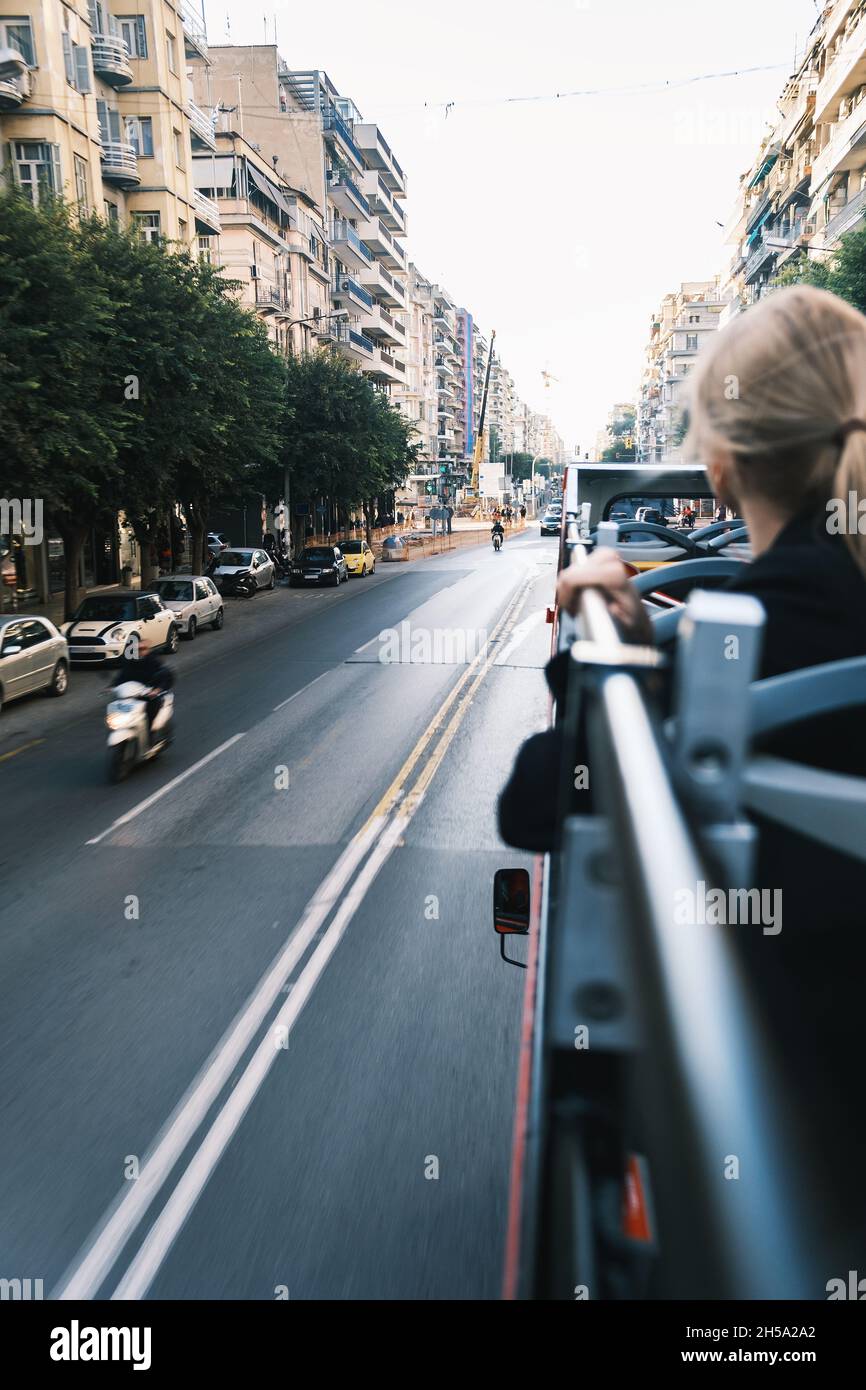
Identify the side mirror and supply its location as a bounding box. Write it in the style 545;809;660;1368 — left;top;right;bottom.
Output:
494;867;531;969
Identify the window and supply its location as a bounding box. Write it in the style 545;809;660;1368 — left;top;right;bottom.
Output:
173;128;184;169
117;14;147;58
97;99;123;146
62;25;91;91
103;199;119;224
686;334;699;352
166;31;177;73
197;235;214;262
178;218;187;242
11;142;61;206
124;115;154;157
1;17;35;66
20;620;49;649
132;212;161;244
74;155;89;214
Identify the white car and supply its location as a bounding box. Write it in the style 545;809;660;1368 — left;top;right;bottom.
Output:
0;616;69;712
62;591;179;665
146;575;224;639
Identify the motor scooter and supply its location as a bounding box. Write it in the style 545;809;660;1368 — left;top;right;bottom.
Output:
106;681;174;783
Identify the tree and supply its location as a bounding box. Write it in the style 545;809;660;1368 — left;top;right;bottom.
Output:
0;192;126;614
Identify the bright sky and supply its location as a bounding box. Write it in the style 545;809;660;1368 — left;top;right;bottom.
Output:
204;0;820;453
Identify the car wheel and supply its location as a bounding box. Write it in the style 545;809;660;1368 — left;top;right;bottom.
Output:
186;618;197;641
48;660;68;697
268;572;276;590
166;625;179;655
211;608;224;630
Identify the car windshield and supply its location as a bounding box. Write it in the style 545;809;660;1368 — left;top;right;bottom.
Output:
74;598;136;622
303;550;335;564
220;551;253;567
149;581;193;602
340;542;363;554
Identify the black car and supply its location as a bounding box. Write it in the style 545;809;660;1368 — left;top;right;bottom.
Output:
290;546;349;587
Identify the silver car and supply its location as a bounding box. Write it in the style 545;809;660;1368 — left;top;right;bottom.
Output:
145;575;224;639
0;615;69;713
212;549;276;595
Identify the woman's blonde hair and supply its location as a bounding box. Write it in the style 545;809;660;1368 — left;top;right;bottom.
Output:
684;285;866;575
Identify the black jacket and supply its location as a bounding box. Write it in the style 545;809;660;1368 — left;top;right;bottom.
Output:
112;651;174;694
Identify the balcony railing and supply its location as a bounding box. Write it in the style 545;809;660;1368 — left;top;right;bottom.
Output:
100;141;139;186
181;0;208;57
823;183;866;244
817;6;866;120
91;32;133;86
322;109;364;167
187;99;217;149
330;219;373;262
193;188;221;230
326;169;370;217
349;328;375;353
332;275;373;308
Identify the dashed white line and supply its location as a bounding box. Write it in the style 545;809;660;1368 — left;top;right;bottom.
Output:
273;671;332;712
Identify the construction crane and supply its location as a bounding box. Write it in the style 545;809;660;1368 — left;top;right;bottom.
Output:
470;329;496;496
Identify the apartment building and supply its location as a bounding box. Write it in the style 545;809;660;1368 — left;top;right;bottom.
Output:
637;280;723;463
720;3;866;320
191;128;331;355
431;285;461;465
193;50;410;382
397;262;438;474
0;0;217;244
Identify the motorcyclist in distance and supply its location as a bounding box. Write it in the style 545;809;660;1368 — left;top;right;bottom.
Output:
112;636;174;745
491;519;505;548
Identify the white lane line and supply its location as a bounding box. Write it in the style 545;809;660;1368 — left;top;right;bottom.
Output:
56;813;388;1300
494;609;546;666
85;735;247;847
273;671;331;712
111;812;409;1300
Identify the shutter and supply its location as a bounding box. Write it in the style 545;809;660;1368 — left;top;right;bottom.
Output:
136;15;148;58
49;145;62;196
74;45;91;94
62;30;74;85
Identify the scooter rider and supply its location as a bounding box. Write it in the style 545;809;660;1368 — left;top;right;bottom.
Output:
112;636;174;744
491;519;505;548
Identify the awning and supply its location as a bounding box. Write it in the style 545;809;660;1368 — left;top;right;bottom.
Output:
193;155;235;191
747;205;774;244
748;143;781;189
245;161;292;217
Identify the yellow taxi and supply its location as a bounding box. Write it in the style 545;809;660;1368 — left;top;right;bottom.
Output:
339;539;376;577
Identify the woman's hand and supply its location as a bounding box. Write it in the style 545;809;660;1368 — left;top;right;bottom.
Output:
556;549;654;646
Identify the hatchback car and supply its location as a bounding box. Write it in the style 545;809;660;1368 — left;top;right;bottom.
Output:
0;616;69;712
212;549;276;595
146;576;224;639
62;592;179;664
338;540;376;577
539;510;563;537
290;546;349;587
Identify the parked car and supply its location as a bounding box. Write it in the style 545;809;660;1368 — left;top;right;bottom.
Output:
62;592;179;664
338;540;376;577
207;532;231;558
0;616;69;712
290;546;349;587
211;549;276;596
145;576;224;639
381;536;409;562
635;507;668;527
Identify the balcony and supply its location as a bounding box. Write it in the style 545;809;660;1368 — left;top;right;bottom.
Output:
193;188;221;232
0;55;30;111
330;219;373;270
816;8;866;125
364;302;404;346
326;169;370;219
353;123;406;195
744;232;781;283
362;171;407;234
101;141;140;188
91;32;133;86
358;259;405;308
358;216;405;269
822;183;866;244
811;95;866;191
332;276;374;311
181;0;209;61
254;281;288;314
187;99;217;151
369;348;405;383
322;108;365;172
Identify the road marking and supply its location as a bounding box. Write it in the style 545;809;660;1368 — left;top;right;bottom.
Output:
0;738;45;763
273;671;331;712
60;565;538;1299
56;812;387;1300
85;734;247;846
494;609;546;666
111;812;409;1301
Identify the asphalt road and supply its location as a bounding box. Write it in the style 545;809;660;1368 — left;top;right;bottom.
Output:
0;526;557;1300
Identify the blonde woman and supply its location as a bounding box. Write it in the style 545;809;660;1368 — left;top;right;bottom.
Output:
500;287;866;1249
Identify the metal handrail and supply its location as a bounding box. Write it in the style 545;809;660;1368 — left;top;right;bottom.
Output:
550;509;822;1297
